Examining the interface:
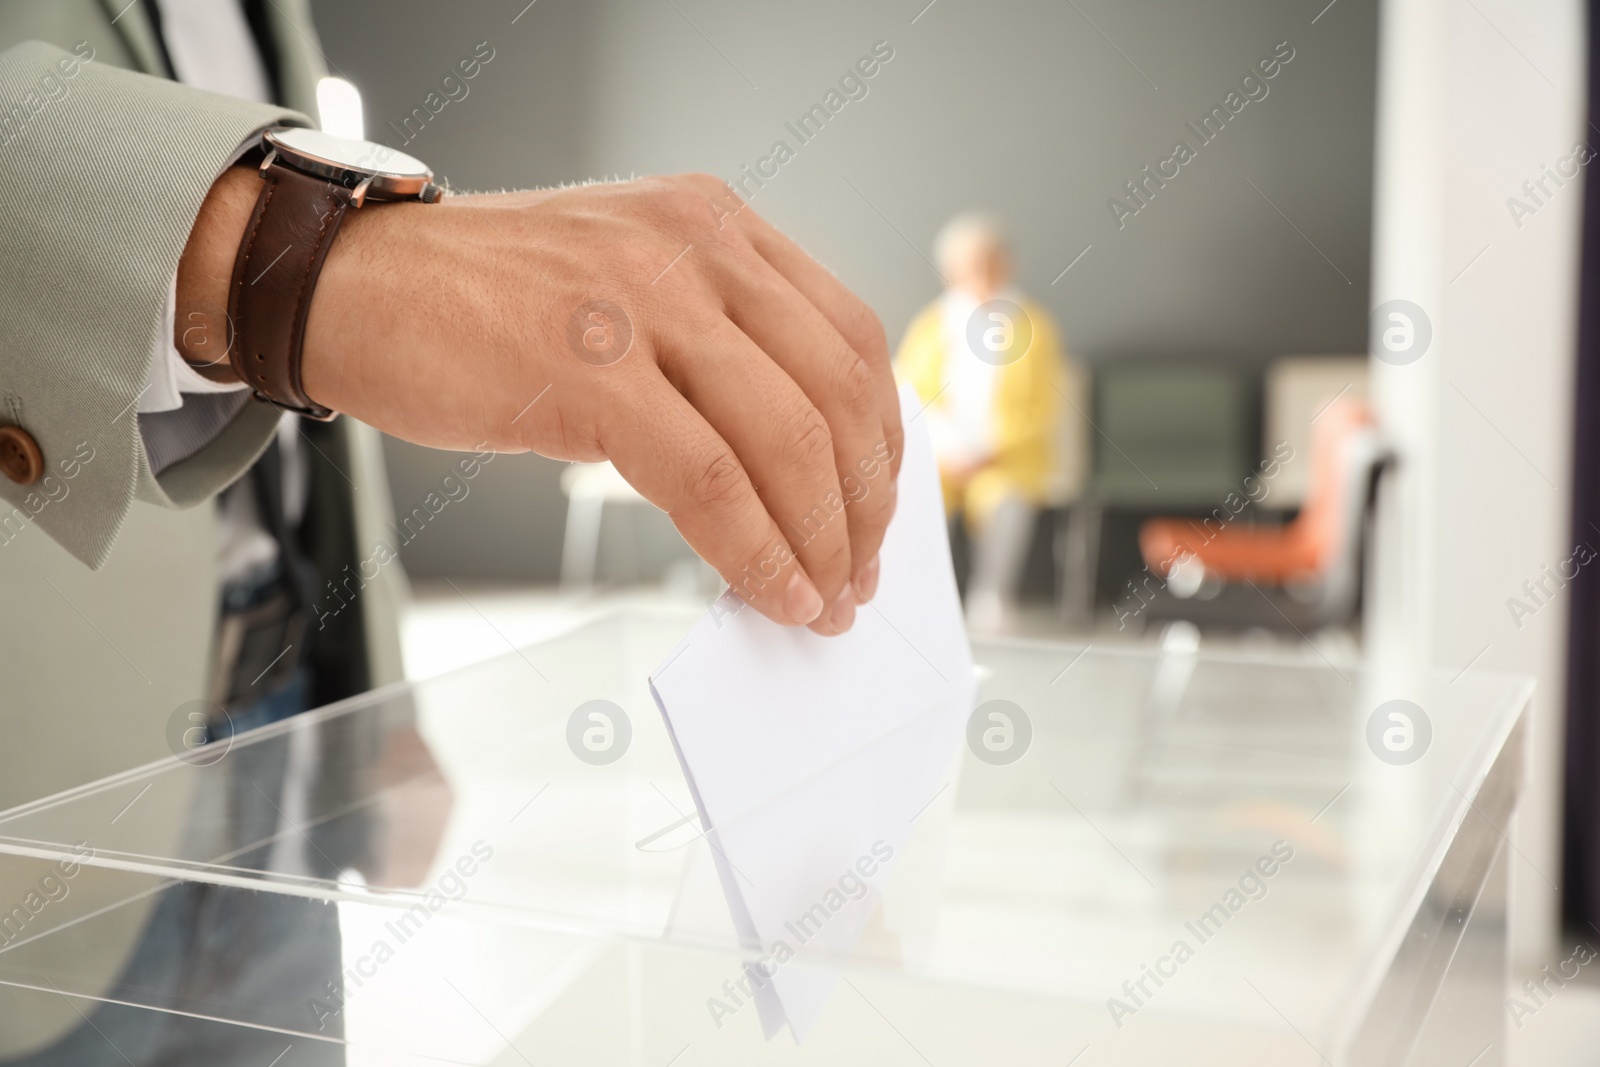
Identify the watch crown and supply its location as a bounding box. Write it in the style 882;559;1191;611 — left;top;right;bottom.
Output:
420;182;446;204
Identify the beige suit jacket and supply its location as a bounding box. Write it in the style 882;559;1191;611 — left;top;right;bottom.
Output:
0;0;406;1053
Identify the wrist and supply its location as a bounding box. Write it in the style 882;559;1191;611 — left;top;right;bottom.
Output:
299;193;427;418
174;165;260;383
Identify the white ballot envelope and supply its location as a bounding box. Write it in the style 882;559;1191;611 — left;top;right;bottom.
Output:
650;386;976;1041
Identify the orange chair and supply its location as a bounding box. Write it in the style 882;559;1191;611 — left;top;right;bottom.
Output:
1139;397;1376;588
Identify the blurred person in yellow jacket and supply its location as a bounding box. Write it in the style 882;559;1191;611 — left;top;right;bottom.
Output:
895;214;1075;633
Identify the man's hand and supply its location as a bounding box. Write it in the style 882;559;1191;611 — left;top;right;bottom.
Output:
177;170;904;634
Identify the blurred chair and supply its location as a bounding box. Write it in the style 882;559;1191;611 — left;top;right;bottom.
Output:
1135;394;1391;631
1092;363;1253;502
1056;361;1254;625
1048;359;1096;622
1263;355;1369;507
558;461;646;587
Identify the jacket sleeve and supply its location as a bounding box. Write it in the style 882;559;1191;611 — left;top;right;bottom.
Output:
0;40;308;569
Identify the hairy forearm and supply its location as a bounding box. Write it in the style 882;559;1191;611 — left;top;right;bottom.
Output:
172;163;417;417
170;163;905;634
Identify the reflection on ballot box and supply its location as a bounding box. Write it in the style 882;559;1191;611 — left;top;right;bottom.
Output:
0;610;1527;1066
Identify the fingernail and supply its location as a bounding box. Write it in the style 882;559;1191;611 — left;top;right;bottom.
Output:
829;590;857;633
854;555;880;602
785;572;824;625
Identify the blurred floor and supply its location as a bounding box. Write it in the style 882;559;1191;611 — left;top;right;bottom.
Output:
400;580;700;680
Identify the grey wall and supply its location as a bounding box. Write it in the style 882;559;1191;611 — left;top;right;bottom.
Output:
311;0;595;581
311;0;1377;580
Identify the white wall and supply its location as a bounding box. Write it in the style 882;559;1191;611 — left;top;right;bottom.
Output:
1368;0;1586;966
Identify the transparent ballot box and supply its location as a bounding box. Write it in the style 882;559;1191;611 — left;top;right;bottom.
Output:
0;611;1528;1066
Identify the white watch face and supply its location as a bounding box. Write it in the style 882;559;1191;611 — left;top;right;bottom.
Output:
267;126;430;180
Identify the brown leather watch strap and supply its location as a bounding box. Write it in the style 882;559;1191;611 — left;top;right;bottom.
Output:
226;163;352;420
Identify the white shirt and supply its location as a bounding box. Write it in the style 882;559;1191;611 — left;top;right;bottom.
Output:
139;0;269;422
926;288;1023;467
154;0;273;104
140;0;301;583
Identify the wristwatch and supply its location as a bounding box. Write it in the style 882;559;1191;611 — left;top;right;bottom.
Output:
226;126;445;420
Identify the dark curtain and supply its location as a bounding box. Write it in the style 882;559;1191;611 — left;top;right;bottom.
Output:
1561;0;1600;933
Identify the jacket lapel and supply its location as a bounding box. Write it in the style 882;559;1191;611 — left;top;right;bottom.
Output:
254;0;325;119
97;0;165;76
97;0;323;120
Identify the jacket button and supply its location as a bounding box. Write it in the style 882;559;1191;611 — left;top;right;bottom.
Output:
0;426;43;485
